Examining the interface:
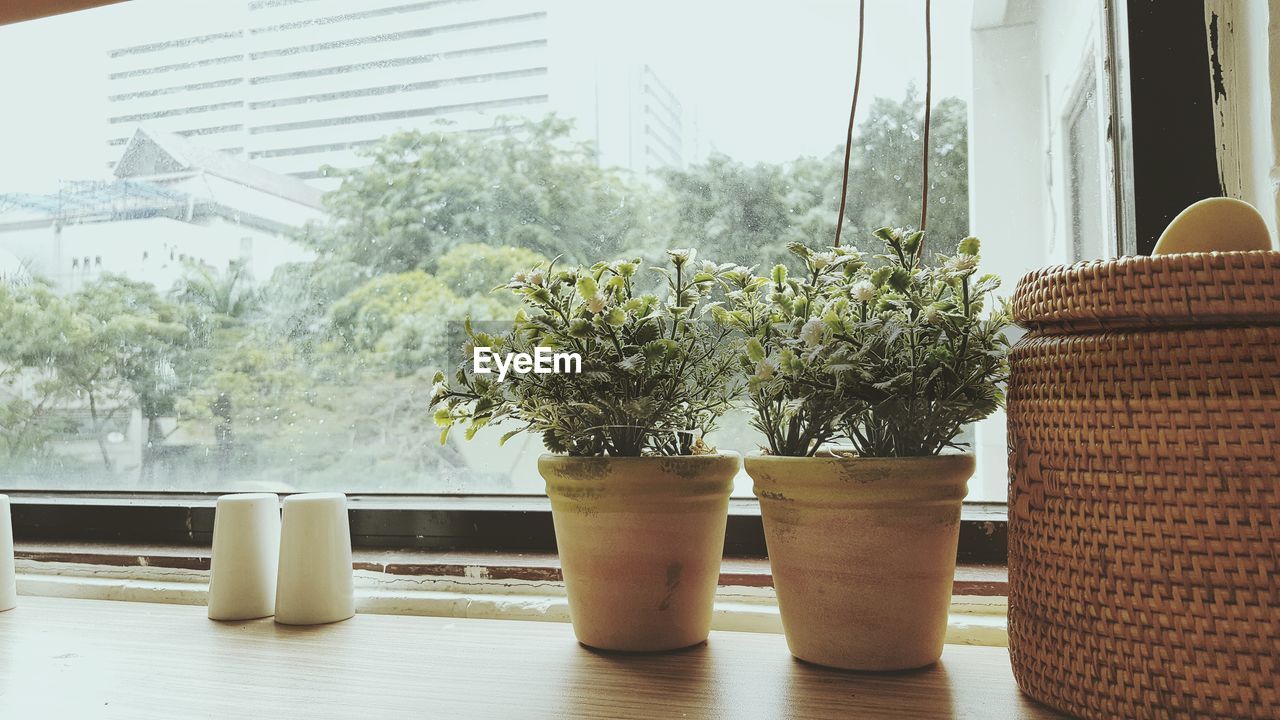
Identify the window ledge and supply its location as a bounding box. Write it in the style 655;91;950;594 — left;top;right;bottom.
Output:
12;542;1009;647
14;541;1009;595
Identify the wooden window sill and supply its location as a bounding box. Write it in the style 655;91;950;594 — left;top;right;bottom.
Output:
0;595;1058;718
14;541;1009;596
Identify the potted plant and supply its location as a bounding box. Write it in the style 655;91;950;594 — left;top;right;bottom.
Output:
431;250;742;652
719;229;1010;670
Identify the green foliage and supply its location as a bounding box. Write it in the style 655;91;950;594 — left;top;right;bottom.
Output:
71;275;190;422
715;247;868;456
260;259;371;347
719;230;1010;457
435;244;551;301
328;271;495;376
842;89;969;256
659;154;824;268
299;116;656;274
661;90;969;265
173;261;260;326
0;281;82;458
431;251;742;456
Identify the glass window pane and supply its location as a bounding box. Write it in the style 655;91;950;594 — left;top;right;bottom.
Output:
0;0;1126;499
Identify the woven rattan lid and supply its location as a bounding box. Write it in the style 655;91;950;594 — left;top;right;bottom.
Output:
1011;250;1280;332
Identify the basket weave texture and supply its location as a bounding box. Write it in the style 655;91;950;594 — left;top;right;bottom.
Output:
1007;251;1280;720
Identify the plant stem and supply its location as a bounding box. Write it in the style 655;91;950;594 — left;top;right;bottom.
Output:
833;0;867;249
918;0;933;248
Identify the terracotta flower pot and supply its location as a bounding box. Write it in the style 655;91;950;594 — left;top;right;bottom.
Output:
539;452;739;652
745;454;972;671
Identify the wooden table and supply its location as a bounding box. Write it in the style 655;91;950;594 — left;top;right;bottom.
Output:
0;596;1063;719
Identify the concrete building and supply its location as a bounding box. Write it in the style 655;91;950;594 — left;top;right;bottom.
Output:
575;63;687;175
103;0;687;188
0;126;323;294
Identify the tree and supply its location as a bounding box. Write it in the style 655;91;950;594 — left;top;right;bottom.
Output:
299;116;658;275
329;271;462;376
658;154;819;268
173;260;260;322
841;89;969;256
176;328;305;484
71;276;189;475
661;91;969;266
434;243;550;300
259;259;371;349
0;281;82;461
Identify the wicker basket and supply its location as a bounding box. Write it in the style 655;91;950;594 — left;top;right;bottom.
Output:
1006;251;1280;720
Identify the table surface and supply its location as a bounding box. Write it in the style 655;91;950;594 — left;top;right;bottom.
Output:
0;596;1063;719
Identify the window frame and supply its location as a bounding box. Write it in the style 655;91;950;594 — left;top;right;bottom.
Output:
5;492;1011;562
1;0;1224;562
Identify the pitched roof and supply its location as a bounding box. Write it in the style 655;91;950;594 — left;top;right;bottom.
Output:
114;126;325;210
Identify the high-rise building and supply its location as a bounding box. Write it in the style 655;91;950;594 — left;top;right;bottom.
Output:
103;0;686;188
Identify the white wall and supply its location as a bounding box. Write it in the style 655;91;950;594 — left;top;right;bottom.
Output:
0;215;311;294
1234;0;1276;238
967;0;1117;501
969;19;1046;502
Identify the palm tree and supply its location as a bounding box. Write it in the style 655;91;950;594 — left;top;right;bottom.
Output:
173;260;260;321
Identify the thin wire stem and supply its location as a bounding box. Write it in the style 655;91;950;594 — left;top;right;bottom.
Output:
833;0;866;249
918;0;933;253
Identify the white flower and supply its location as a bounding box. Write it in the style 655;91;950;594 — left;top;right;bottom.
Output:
922;305;941;324
587;296;606;314
943;255;978;276
800;318;825;347
850;280;876;302
512;271;529;284
701;260;718;274
667;248;696;266
810;252;834;270
753;359;777;381
528;270;545;286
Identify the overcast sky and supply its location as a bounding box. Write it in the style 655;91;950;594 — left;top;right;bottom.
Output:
0;0;973;193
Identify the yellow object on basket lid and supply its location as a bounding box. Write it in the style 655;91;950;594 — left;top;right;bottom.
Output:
1153;197;1274;254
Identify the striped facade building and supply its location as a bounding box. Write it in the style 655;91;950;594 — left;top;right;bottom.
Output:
103;0;687;188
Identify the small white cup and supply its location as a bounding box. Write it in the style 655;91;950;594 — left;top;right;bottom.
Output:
208;493;280;621
0;495;15;612
274;492;354;625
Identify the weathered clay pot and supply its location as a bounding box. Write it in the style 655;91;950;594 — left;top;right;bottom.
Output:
540;452;739;652
745;454;972;671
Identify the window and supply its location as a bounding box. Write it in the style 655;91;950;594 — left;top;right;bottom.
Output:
0;0;1141;503
1067;67;1105;262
